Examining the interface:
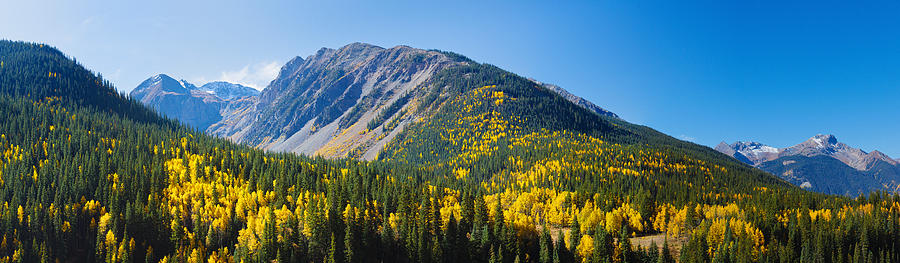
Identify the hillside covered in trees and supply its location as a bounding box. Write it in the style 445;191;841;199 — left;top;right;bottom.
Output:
1;40;899;263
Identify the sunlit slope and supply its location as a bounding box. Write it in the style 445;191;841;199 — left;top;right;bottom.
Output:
380;62;791;200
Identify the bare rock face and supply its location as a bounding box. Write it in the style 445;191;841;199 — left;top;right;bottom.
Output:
130;74;258;130
716;134;900;195
207;43;464;159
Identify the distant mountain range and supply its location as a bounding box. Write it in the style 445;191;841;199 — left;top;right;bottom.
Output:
716;134;900;195
132;43;617;159
131;74;259;130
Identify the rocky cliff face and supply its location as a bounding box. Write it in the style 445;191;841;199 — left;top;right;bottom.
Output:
130;74;258;130
716;134;900;195
207;43;464;159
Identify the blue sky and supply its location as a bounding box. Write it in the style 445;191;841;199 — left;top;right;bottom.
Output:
2;0;899;156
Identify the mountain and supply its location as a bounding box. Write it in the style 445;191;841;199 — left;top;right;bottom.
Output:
9;39;900;262
198;81;260;100
146;43;617;160
130;74;258;130
716;134;900;195
208;43;462;159
714;141;778;166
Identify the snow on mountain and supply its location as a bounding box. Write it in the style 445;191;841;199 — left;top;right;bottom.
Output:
716;134;900;195
198;81;260;100
718;134;896;171
130;74;259;130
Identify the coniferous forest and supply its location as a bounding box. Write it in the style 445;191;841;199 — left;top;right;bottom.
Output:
1;40;900;263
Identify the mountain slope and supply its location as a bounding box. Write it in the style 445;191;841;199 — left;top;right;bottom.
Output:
146;43;619;160
757;155;881;196
375;60;792;203
531;79;618;118
211;43;464;159
0;41;163;124
717;134;900;195
9;40;900;262
130;74;258;130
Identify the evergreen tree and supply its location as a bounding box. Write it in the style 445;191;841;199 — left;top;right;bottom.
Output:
592;226;613;262
659;239;674;263
553;232;562;263
345;215;357;263
568;214;580;261
618;226;633;263
539;227;552;263
329;233;341;263
648;241;659;263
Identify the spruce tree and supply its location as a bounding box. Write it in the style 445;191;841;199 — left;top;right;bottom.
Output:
345;215;356;263
659;239;674;263
618;226;633;263
329;233;341;263
553;231;562;263
540;226;552;263
568;214;580;261
648;241;659;263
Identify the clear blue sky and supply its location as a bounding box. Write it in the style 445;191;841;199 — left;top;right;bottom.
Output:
2;0;899;157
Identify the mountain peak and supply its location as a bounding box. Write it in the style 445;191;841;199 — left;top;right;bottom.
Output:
716;134;900;195
204;43;623;160
132;74;189;101
343;42;383;49
718;133;897;172
131;74;262;130
809;134;838;147
716;140;779;166
150;73;174;81
715;141;731;150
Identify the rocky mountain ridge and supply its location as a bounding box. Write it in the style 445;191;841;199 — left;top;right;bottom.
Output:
716;134;900;195
130;74;259;130
716;134;898;170
137;43;617;160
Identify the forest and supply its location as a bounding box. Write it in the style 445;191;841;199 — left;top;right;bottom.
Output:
1;40;899;263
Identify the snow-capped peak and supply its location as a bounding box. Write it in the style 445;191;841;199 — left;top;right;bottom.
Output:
717;133;897;172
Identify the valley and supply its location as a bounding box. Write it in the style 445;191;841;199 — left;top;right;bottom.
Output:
0;40;898;263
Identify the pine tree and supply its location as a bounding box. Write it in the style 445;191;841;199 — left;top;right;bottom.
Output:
648;241;659;263
329;233;341;263
593;226;613;262
445;213;459;263
553;232;562;263
345;215;356;263
540;226;552;263
618;226;633;263
380;214;395;262
659;239;674;263
569;214;580;261
490;244;498;263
